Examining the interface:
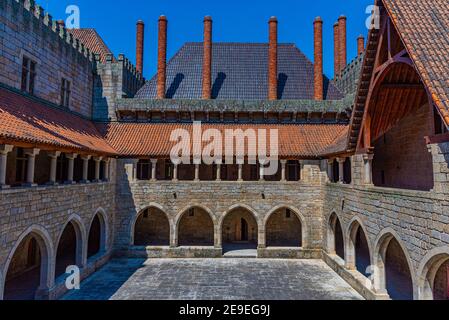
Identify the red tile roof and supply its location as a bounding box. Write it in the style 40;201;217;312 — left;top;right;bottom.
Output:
383;0;449;125
98;122;349;158
0;87;116;155
68;28;115;63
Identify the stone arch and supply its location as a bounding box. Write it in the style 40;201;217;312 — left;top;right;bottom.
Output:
175;204;216;246
55;214;87;280
327;211;345;259
264;205;306;248
1;225;55;300
219;204;260;249
87;208;108;259
416;247;449;300
132;204;171;246
373;228;415;300
345;217;372;277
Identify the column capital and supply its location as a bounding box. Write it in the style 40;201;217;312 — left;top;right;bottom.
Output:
0;144;14;154
151;158;158;165
24;148;40;157
93;156;103;162
65;153;78;160
47;151;61;158
327;158;334;165
280;159;288;165
362;153;374;161
337;157;346;163
81;154;92;161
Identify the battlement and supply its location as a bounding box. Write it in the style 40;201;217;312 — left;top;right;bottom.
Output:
5;0;96;64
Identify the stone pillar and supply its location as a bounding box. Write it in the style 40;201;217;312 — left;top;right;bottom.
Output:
215;161;221;181
363;153;374;185
337;157;345;184
258;227;266;249
327;159;334;182
259;161;266;181
65;153;78;184
0;145;13;188
194;163;200;182
151;159;158;181
24;148;40;187
238;163;243;182
173;163;178;182
281;160;287;182
81;155;91;183
103;158;110;181
47;151;61;185
93;156;102;182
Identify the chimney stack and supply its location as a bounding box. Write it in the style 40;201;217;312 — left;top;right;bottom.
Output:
202;16;212;99
313;17;323;101
333;22;340;78
268;16;278;101
136;20;145;75
338;15;347;73
157;15;167;99
357;35;365;56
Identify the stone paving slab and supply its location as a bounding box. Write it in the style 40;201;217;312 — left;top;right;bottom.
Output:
62;258;363;300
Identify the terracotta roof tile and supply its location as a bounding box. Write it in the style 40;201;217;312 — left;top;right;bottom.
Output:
98;122;348;158
0;87;115;155
383;0;449;125
68;28;115;63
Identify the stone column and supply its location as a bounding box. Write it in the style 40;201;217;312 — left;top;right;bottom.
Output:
363;153;374;185
103;158;110;181
215;160;221;181
24;148;40;187
65;153;78;184
151;159;158;181
47;151;61;185
0;145;13;188
327;159;334;182
337;157;345;184
258;227;266;249
93;156;102;182
172;163;178;182
259;161;265;181
194;163;200;182
281;160;287;182
81;155;91;183
238;163;243;182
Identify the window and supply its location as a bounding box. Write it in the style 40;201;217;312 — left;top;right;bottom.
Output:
15;148;27;184
286;209;291;219
188;208;195;217
60;78;71;107
21;56;37;94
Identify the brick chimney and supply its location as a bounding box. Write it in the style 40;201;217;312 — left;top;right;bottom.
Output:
157;15;167;99
202;16;212;99
338;15;347;73
136;20;145;75
268;16;278;100
333;22;340;77
357;35;365;56
313;17;323;101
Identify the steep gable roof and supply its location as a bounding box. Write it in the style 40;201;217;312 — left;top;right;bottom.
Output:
68;28;115;63
136;43;344;100
383;0;449;126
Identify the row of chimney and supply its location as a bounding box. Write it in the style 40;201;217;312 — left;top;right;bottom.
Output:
135;15;365;101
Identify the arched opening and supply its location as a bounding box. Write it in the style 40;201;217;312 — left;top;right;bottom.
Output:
222;207;258;251
4;233;50;300
328;213;344;259
419;252;449;300
178;207;214;246
380;236;413;300
55;222;80;279
266;208;302;247
134;207;170;246
87;213;106;258
354;227;371;277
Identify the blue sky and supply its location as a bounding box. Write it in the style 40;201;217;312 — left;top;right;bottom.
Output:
37;0;374;79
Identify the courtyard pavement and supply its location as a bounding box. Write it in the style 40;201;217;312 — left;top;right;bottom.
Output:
62;258;363;300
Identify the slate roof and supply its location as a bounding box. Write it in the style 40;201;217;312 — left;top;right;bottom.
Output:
0;86;116;155
98;122;348;158
136;43;344;101
383;0;449;126
68;28;115;63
